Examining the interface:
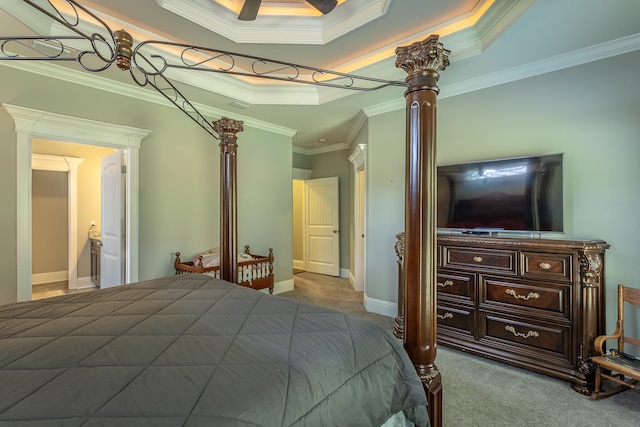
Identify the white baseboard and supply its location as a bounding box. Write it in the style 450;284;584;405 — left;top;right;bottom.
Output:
75;276;95;290
363;294;397;318
32;270;67;285
340;268;349;279
272;278;294;294
293;259;304;270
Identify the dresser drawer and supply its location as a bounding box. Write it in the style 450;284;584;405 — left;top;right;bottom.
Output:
442;246;516;274
521;252;572;282
479;277;570;319
479;313;571;360
437;271;475;302
437;304;474;337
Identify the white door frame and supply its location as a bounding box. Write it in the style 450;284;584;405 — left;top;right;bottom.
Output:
2;104;150;301
31;154;84;290
348;144;367;293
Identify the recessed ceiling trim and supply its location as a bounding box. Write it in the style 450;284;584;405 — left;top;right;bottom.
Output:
156;0;391;45
3;0;537;107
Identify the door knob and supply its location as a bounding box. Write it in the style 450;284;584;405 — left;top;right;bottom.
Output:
333;230;338;233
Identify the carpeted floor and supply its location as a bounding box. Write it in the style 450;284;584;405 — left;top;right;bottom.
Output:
281;272;640;427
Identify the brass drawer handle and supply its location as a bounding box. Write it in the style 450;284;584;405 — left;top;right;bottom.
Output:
539;262;552;270
505;325;539;339
438;280;454;288
473;256;483;263
506;289;540;301
437;312;453;320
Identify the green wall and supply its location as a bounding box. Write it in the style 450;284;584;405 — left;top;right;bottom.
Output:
362;51;640;337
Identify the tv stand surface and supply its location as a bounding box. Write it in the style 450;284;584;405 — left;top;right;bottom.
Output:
461;230;495;236
434;234;609;393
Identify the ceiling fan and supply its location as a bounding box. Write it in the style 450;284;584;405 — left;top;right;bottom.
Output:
238;0;338;21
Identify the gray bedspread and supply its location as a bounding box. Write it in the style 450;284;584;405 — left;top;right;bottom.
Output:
0;274;428;426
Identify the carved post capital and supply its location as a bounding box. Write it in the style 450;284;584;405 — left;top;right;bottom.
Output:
579;252;603;288
213;117;244;141
395;35;450;91
114;29;133;71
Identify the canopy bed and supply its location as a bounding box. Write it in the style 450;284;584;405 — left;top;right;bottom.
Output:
0;1;450;425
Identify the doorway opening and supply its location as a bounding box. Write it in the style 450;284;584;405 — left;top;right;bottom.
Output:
3;103;149;301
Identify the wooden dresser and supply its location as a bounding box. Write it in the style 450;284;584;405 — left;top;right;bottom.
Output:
395;233;610;394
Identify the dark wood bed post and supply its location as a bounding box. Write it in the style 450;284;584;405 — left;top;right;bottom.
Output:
213;117;244;284
395;35;450;427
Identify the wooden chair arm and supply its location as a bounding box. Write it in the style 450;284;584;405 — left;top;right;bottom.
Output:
593;320;622;354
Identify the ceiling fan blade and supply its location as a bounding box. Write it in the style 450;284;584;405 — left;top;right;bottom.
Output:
238;0;262;21
306;0;338;15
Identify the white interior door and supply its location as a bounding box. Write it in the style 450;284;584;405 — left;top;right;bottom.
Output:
354;168;365;291
101;151;125;288
304;177;340;276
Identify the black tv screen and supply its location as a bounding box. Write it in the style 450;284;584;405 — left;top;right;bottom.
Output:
437;154;564;233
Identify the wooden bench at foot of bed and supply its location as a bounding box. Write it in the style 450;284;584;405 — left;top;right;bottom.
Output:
175;245;274;293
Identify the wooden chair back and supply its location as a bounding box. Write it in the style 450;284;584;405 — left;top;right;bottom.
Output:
591;284;640;399
619;285;640;352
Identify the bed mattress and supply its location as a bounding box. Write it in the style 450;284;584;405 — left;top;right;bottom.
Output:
0;274;428;426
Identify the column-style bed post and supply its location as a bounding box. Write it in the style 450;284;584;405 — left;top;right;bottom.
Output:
395;35;449;427
213;117;243;284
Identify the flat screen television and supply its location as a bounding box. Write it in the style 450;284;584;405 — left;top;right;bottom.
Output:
437;154;564;234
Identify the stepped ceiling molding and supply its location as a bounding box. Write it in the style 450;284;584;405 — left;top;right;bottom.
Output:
4;0;639;151
3;0;534;107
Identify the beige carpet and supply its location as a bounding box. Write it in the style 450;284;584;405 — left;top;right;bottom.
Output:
281;271;640;427
282;271;395;330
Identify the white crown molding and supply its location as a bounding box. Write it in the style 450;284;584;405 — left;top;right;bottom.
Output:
345;109;368;147
0;59;296;138
0;1;55;36
292;142;350;155
156;0;391;45
363;32;640;117
442;31;640;99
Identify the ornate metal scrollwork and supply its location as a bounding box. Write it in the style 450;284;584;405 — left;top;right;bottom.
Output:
129;40;406;91
1;0;409;141
0;0;119;72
